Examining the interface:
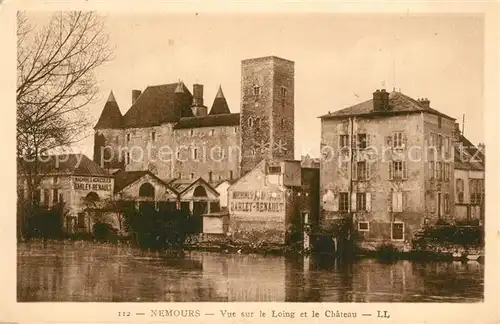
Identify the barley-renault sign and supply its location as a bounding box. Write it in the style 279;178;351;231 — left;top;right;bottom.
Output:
230;190;285;213
72;176;113;192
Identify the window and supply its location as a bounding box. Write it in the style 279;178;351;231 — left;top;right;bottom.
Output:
393;132;403;148
456;178;464;203
438;117;442;128
268;166;281;174
127;133;131;142
253;85;261;96
436;162;442;181
392;191;403;212
429;161;435;180
438;134;443;151
339;135;349;149
358;221;369;232
248;117;254;127
126;152;130;165
59;193;64;203
208;171;213;182
280;86;287;97
209;129;215;136
176;151;180;160
190;129;194;136
229;170;234;180
53;189;59;203
151;131;156;142
356;193;366;211
339;192;349;211
190;173;194;180
470;179;484;204
255;118;261;130
53;176;59;184
444;163;450;181
444;137;450;156
192;148;198;160
392;222;404;240
77;213;85;229
357;134;367;149
355;161;368;181
43;189;50;205
389;161;407;180
281;118;285;128
234;127;238;134
178;172;182;179
444;194;450;213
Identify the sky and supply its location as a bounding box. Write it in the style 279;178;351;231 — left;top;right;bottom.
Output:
36;12;484;158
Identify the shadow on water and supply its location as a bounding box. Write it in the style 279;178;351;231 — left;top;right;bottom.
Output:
17;242;484;302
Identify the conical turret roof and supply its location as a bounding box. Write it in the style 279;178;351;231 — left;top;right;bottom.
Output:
209;85;231;115
95;91;123;129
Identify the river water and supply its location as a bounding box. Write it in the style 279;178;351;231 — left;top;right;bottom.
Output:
17;242;483;302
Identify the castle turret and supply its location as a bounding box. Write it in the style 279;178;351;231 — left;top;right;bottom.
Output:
95;91;122;129
209;85;231;115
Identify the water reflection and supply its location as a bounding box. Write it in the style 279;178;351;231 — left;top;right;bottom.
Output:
17;243;483;302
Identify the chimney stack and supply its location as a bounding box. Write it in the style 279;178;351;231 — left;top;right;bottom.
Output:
192;84;204;107
132;89;141;104
191;84;208;117
373;89;390;111
452;122;462;145
418;97;430;108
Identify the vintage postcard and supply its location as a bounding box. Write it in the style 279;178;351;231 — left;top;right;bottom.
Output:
1;0;499;323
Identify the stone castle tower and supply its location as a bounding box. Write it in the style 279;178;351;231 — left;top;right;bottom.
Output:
240;56;295;175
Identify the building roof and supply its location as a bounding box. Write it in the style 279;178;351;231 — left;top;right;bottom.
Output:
454;135;485;171
173;113;240;129
319;91;455;120
18;154;110;177
113;170;178;194
121;82;194;128
209;86;231;115
168;177;219;196
94;91;123;129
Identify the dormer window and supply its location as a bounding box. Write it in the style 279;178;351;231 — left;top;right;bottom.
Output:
253;85;261;96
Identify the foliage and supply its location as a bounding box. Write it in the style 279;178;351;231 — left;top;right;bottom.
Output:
26;202;66;239
413;225;483;248
92;222;118;241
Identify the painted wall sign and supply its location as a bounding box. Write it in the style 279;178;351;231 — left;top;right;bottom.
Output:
73;176;112;192
229;190;285;213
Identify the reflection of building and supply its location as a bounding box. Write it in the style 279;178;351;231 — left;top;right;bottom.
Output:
319;90;456;248
17;154;115;233
452;124;485;223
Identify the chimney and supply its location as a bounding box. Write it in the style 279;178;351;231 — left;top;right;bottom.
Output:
452;122;461;145
192;84;204;107
191;84;207;117
373;89;390;111
132;89;141;104
418;97;430;108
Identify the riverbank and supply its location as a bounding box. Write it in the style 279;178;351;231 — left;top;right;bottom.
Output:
18;236;485;263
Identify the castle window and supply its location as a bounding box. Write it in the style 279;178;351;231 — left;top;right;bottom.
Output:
192;148;198;160
208;171;213;182
253;85;261;96
234;127;238;134
176;151;180;160
178;172;182;179
389;161;408;180
356;193;367;211
229;170;234;180
357;134;367;149
444;193;450;213
438;116;442;128
127;133;131;142
151;131;156;142
281;86;287;97
209;129;215;136
190;129;194;136
392;132;403;148
190;173;194;180
248;117;254;127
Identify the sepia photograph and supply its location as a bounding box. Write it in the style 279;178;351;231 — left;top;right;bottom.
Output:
14;9;489;305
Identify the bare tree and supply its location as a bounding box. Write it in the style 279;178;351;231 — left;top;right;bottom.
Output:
17;11;114;239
